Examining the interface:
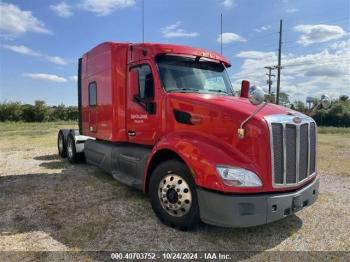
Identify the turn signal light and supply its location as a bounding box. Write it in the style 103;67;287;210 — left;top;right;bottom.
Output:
237;128;245;139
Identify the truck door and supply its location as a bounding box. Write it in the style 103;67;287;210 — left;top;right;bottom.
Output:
88;81;98;133
127;63;158;145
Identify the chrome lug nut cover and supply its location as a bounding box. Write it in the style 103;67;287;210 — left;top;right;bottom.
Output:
158;174;192;217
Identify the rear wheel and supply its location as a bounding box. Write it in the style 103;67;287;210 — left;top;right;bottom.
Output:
57;131;67;158
149;160;200;230
67;134;78;164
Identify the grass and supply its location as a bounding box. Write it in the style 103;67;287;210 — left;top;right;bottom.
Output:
0;121;77;151
317;133;350;176
0;121;349;176
317;126;350;134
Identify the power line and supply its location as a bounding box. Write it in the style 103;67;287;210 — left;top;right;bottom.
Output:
230;16;350;95
248;31;278;41
225;43;276;52
225;16;349;54
282;16;349;34
282;44;303;50
273;17;350;48
226;16;349;51
222;32;278;51
283;39;299;44
246;14;348;37
283;58;350;68
285;60;350;67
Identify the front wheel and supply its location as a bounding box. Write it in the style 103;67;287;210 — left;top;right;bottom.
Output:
149;160;200;230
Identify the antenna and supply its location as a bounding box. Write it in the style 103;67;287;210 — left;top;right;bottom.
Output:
220;13;223;55
142;0;144;43
276;19;283;105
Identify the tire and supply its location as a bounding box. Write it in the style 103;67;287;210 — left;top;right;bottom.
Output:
66;133;78;164
58;131;67;158
149;160;200;230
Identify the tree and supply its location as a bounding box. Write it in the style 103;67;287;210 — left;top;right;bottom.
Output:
342;112;350;126
50;104;67;121
329;104;343;115
21;104;35;122
278;92;290;106
66;106;78;120
0;102;22;121
313;96;350;127
339;95;349;102
33;100;49;122
313;109;327;125
293;100;307;113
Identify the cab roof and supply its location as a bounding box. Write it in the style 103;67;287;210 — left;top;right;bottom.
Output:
86;42;231;67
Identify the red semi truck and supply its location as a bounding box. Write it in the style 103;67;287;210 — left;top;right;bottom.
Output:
58;42;322;229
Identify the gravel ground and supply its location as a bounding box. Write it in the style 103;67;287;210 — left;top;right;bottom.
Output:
0;128;349;261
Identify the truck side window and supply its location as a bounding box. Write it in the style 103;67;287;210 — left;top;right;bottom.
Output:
88;82;97;106
138;65;154;100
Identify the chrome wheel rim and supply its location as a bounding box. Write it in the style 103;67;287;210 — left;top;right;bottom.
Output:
58;135;64;153
158;173;192;217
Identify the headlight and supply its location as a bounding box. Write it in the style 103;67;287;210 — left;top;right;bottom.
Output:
216;166;262;187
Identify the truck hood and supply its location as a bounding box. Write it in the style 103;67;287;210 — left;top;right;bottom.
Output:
167;92;297;119
166;92;310;193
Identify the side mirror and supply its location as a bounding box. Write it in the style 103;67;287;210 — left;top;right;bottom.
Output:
249;86;265;105
321;94;331;108
309;94;331;116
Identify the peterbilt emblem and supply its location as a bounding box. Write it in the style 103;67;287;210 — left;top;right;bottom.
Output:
293;117;302;124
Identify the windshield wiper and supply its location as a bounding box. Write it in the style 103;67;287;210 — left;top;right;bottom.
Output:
168;88;200;93
207;89;229;95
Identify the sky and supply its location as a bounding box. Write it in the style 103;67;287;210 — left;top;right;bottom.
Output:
0;0;349;106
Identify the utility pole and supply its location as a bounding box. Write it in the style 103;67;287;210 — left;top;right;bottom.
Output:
276;19;283;105
264;66;276;94
220;13;223;55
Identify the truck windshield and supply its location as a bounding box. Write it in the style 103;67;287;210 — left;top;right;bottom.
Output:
156;55;234;95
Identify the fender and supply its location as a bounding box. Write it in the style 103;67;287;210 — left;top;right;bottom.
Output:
144;131;264;193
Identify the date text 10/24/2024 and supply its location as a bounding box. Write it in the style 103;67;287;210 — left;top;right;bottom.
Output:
110;252;232;260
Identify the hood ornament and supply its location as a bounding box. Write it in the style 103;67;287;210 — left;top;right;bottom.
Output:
292;116;302;124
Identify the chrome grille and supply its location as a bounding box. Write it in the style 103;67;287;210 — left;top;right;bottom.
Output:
299;124;309;181
265;114;317;187
310;122;316;174
272;124;284;184
286;124;296;183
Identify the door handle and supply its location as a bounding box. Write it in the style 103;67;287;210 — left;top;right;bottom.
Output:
127;130;136;136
